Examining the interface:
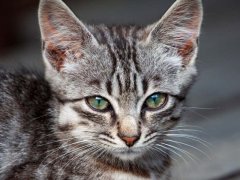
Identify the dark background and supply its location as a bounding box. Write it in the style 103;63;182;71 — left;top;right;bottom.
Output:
0;0;240;179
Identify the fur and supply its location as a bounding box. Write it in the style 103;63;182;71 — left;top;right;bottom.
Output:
0;0;203;179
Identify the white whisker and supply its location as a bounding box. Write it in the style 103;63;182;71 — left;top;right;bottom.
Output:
166;133;211;148
155;144;188;166
183;106;218;110
164;139;210;159
161;143;198;163
150;146;178;163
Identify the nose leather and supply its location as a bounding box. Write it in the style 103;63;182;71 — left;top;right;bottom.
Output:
119;135;139;147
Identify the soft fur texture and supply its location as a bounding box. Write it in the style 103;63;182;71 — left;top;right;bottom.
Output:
0;0;203;179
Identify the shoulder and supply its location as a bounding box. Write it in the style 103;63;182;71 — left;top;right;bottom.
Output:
0;68;53;123
0;69;53;176
0;68;53;147
0;68;51;102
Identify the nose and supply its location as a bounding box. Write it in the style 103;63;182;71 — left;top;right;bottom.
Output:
118;134;140;147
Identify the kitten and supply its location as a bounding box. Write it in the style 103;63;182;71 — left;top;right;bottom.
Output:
0;0;203;179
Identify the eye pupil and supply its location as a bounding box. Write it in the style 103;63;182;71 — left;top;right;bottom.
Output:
152;95;158;103
96;98;101;106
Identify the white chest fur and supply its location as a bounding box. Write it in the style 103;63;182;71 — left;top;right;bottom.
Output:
110;172;150;180
109;171;169;180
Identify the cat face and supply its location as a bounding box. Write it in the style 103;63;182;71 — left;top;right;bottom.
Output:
39;0;202;161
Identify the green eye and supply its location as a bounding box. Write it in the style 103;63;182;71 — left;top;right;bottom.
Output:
145;93;167;110
86;96;110;111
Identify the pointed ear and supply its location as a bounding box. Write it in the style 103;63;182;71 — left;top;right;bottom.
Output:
147;0;203;66
38;0;98;71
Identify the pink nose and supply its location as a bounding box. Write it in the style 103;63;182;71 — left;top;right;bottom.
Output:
119;136;139;147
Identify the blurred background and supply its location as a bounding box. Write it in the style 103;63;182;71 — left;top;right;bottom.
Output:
0;0;239;179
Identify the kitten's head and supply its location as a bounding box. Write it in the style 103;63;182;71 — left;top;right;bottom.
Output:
39;0;202;161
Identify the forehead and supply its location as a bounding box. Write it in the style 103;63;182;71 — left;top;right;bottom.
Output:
63;25;181;98
92;25;178;71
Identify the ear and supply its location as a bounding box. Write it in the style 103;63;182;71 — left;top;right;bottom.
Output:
38;0;98;71
146;0;203;66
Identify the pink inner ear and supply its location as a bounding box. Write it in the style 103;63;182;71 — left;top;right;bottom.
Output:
178;39;194;57
45;42;84;71
178;39;195;66
46;43;66;71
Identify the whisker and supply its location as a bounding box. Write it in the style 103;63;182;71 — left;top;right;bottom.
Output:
83;131;98;134
151;146;178;163
183;106;219;110
164;139;210;159
174;124;205;130
61;145;99;173
165;133;211;148
37;137;78;147
185;109;212;121
40;139;95;165
163;128;204;134
42;143;94;169
161;143;198;163
155;144;188;166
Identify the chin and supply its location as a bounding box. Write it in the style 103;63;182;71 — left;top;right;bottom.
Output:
113;149;145;161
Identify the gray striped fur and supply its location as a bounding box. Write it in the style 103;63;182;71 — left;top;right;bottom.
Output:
0;0;203;179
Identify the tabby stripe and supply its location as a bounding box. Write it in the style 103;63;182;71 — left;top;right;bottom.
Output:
113;26;132;91
100;132;114;139
142;78;149;94
119;46;131;91
58;124;74;132
131;40;141;73
97;27;117;77
117;74;123;95
145;131;154;139
170;117;181;122
110;110;117;126
125;70;131;91
143;135;158;144
73;107;105;125
131;26;142;73
133;73;137;92
151;103;178;121
106;80;112;95
116;26;126;50
89;79;100;87
107;44;117;77
172;95;186;102
127;42;132;60
99;137;116;145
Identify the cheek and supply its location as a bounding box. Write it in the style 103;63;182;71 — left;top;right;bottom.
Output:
144;112;160;125
58;104;80;126
57;104;111;140
144;112;173;131
57;105;92;140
